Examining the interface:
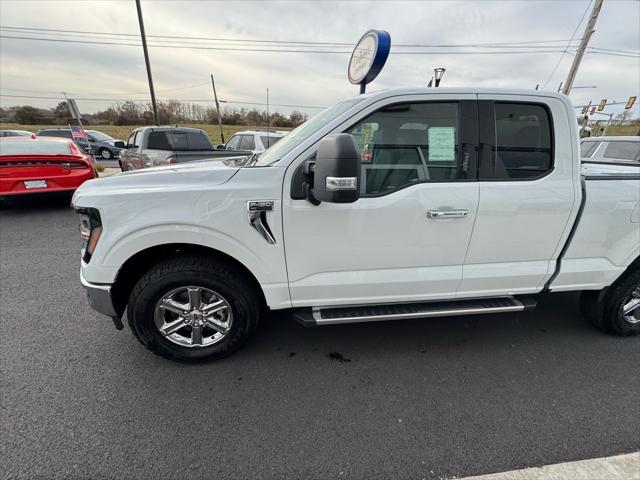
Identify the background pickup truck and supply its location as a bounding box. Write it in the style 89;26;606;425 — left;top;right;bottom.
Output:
119;126;253;171
73;88;640;363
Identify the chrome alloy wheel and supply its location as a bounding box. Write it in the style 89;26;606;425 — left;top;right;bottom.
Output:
622;286;640;325
100;148;113;159
154;286;233;348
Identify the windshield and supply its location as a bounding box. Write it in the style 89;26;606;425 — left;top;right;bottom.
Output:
87;130;114;142
252;97;364;166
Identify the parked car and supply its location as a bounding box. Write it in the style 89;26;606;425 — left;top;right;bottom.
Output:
1;136;96;200
73;88;640;362
85;130;125;160
0;129;33;137
219;130;287;155
35;128;124;159
119;127;253;171
581;136;640;164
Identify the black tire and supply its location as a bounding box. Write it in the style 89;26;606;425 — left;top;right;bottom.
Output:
127;255;261;361
98;147;113;160
580;290;603;329
584;267;640;336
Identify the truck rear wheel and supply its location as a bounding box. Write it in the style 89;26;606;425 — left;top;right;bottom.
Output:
127;255;261;361
583;267;640;336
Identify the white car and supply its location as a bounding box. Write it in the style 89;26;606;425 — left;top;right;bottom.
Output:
73;88;640;362
220;130;287;155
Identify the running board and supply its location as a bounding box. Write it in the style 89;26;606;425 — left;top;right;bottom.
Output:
293;296;537;327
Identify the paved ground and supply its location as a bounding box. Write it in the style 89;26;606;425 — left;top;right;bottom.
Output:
1;197;639;480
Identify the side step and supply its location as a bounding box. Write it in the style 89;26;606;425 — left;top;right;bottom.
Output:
293;296;537;327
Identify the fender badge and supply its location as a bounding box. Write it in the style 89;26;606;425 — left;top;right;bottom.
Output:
247;201;274;212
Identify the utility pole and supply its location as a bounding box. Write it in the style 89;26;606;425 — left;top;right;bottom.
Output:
562;0;604;96
62;92;86;133
210;74;225;143
135;0;159;125
266;88;270;136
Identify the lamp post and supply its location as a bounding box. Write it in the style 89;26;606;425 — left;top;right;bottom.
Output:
434;67;446;87
135;0;159;126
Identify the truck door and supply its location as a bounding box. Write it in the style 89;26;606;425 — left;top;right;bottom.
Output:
458;95;578;297
283;96;480;308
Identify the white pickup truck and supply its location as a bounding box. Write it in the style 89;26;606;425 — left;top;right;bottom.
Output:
72;88;640;362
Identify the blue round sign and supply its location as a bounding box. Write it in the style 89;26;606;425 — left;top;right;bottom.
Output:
348;30;391;87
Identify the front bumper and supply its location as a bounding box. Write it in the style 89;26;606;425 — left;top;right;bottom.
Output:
80;269;118;318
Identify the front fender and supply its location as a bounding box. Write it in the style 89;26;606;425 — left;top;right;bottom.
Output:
85;223;272;286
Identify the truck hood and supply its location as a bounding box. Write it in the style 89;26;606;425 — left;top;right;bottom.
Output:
73;159;240;205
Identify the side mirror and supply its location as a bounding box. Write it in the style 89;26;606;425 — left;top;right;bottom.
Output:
313;134;361;203
216;144;226;150
114;141;126;148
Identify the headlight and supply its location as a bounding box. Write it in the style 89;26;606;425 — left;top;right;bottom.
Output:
76;207;102;262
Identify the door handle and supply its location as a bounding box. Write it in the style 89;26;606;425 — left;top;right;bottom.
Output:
427;209;468;219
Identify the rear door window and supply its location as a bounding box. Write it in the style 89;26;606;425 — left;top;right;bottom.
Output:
239;135;255;150
603;141;640;162
481;102;553;180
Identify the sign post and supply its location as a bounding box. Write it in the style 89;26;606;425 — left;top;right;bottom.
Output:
347;30;391;94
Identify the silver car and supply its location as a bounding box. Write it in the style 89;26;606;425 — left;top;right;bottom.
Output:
581;136;640;165
0;129;32;137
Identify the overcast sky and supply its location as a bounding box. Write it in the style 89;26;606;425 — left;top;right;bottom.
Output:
1;0;638;118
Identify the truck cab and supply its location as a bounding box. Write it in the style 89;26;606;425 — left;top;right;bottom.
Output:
73;88;640;362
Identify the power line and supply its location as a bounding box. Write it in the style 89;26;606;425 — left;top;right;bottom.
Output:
0;35;581;55
0;28;586;50
0;25;585;48
0;93;326;109
2;25;636;56
0;82;211;96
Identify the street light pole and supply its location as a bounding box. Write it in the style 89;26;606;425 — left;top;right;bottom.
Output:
562;0;604;96
135;0;159;125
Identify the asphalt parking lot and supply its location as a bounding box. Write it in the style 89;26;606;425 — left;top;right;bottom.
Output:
1;196;639;480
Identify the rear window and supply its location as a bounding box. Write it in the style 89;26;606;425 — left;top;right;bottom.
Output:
38;130;72;139
580;141;600;158
147;131;172;150
260;135;282;148
186;132;213;150
603;141;640;162
0;140;72;155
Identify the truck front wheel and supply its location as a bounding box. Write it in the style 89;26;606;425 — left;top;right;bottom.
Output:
127;255;261;361
582;267;640;336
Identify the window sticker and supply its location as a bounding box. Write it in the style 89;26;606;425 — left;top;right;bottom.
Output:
428;127;455;161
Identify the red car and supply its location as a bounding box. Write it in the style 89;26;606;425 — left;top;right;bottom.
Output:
0;136;97;199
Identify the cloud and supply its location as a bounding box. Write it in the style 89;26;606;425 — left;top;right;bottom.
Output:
1;0;638;117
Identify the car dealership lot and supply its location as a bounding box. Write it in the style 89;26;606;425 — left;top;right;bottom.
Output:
1;198;639;480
